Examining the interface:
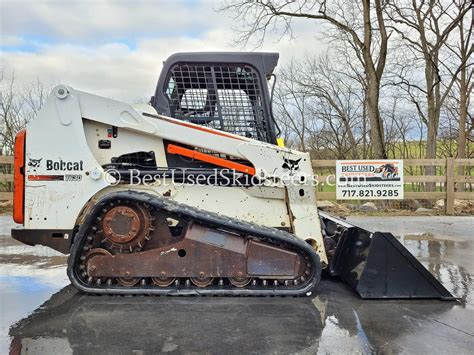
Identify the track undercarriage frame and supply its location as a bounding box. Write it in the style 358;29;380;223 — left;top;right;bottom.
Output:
68;191;322;296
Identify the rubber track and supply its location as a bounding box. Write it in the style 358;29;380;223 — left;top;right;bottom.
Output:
67;190;322;296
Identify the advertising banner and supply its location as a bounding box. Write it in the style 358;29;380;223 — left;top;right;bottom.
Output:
336;160;404;200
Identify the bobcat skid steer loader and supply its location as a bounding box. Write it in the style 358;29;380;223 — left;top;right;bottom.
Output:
11;52;453;298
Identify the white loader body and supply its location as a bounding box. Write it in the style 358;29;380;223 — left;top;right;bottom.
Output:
21;86;327;264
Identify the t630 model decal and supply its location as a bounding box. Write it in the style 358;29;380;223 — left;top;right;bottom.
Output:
28;174;82;181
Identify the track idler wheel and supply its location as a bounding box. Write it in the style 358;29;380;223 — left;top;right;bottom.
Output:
83;248;111;284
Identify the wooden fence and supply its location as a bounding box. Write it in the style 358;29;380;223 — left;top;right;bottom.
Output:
0;156;13;202
1;156;473;214
313;158;474;215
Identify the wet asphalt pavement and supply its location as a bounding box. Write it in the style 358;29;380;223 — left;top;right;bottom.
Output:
1;215;473;354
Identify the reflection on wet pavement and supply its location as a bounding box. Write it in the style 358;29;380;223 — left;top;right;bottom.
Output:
6;282;471;354
0;235;69;354
404;238;473;308
2;216;474;354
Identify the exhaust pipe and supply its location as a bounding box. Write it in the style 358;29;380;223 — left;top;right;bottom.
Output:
320;212;455;300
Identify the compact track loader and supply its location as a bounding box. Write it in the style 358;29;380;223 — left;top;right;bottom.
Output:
11;52;453;298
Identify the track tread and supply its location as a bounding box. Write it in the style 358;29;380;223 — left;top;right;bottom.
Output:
67;190;321;297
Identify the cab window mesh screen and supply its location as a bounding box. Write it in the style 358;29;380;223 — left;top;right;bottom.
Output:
165;63;269;141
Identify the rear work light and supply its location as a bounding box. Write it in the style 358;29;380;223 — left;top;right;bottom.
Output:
13;129;26;224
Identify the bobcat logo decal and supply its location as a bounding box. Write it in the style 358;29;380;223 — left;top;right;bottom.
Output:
282;157;301;175
28;158;42;168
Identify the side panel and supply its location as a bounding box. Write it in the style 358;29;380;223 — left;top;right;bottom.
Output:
23;89;109;229
83;120;168;167
91;184;292;230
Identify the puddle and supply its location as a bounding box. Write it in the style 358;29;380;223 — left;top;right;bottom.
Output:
0;231;69;354
6;284;469;354
402;232;467;243
402;238;473;307
1;214;473;354
0;271;68;354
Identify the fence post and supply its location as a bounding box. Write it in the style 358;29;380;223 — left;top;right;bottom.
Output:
446;158;455;215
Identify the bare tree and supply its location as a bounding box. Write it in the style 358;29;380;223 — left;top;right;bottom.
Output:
297;54;363;158
0;72;25;155
273;54;365;158
383;94;419;159
221;0;390;158
308;100;362;159
386;0;471;162
273;60;313;150
0;70;53;155
21;79;54;117
444;0;473;160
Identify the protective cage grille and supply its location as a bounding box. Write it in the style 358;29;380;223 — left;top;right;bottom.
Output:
165;63;271;142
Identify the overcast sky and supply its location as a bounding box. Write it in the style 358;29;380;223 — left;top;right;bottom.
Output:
1;0;326;102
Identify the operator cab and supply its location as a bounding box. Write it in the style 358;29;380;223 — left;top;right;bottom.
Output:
151;52;280;145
